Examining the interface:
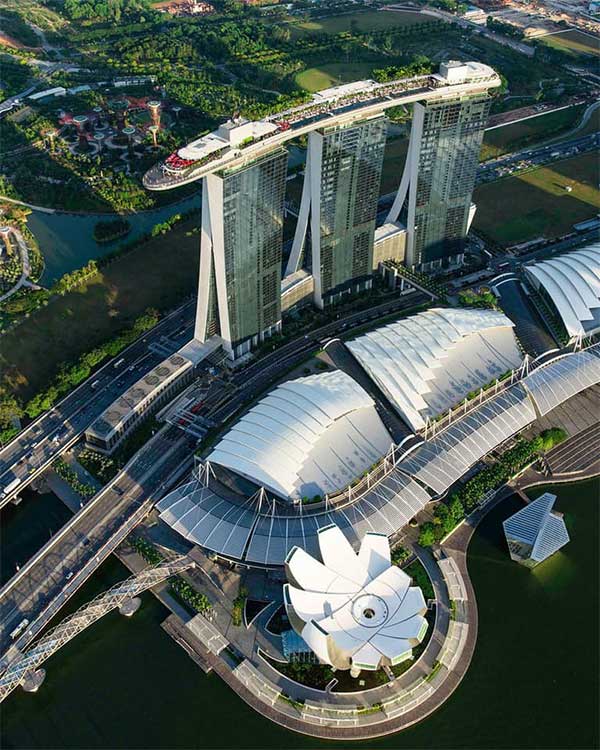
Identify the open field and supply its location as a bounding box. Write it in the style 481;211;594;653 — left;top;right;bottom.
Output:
290;23;584;109
295;62;377;92
473;151;600;246
1;219;200;400
537;29;600;58
480;104;586;160
288;10;426;37
571;106;600;138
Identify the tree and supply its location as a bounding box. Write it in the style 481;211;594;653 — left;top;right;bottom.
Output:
449;496;465;525
418;522;436;548
0;391;22;431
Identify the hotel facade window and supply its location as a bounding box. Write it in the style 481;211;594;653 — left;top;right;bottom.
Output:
195;149;288;358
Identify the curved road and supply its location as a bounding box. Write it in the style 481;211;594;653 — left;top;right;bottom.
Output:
544;98;600;146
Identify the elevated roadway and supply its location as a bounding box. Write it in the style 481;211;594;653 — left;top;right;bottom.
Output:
0;424;196;660
0;556;194;702
0;289;428;663
0;300;196;509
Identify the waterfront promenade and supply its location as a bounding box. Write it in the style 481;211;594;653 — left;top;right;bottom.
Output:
135;532;477;740
138;420;598;740
2;353;597;736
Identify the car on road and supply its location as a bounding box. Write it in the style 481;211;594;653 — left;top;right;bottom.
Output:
10;618;29;640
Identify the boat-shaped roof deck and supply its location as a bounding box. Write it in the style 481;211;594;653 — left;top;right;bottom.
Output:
143;61;500;191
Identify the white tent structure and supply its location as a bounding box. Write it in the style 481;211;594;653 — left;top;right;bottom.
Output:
207;370;392;501
503;492;569;567
284;525;428;674
524;244;600;340
347;308;523;431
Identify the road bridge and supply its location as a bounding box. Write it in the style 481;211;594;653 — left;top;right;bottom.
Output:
0;289;428;663
0;556;194;702
0;425;196;659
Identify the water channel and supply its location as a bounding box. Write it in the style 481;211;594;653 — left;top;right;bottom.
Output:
1;478;597;749
29;192;201;285
27;145;307;285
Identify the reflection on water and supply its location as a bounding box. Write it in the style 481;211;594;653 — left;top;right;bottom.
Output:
0;479;597;749
0;488;71;585
530;549;578;592
30;148;306;285
29;192;201;284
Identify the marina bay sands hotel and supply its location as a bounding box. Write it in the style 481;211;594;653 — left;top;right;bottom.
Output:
144;61;501;360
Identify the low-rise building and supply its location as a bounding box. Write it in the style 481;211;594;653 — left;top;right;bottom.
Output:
503;492;569;567
28;87;67;102
523;243;600;341
281;269;314;312
346;307;523;431
207;370;393;501
85;339;220;453
284;526;428;676
372;221;407;269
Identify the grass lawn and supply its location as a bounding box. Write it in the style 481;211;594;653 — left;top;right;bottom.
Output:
288;9;426;37
473;151;600;246
1;218;200;401
574;105;600;138
480;104;585;160
537;29;600;58
295;62;376;92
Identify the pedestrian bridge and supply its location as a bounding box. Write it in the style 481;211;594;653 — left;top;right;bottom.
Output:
0;556;194;702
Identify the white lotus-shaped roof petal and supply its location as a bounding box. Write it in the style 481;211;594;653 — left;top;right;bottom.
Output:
284;527;429;671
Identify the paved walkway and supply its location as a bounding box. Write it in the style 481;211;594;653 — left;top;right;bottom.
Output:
145;518;476;738
0;228;32;302
160;539;475;739
516;420;600;488
164;420;599;738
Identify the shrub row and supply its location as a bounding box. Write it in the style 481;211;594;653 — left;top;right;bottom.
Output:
418;429;567;546
169;577;210;614
52;458;96;498
232;586;249;627
25;309;159;419
130;536;210;613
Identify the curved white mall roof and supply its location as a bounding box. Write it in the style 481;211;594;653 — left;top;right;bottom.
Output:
347;308;522;431
207;370;392;500
524;244;600;338
284;526;428;671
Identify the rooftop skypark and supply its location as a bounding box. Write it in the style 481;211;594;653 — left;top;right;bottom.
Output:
143;61;500;190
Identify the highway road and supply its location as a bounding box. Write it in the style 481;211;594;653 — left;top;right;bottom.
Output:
208;290;430;426
477;132;599;184
485;227;600;267
0;289;429;662
0;278;433;513
0;424;196;659
0;299;197;508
